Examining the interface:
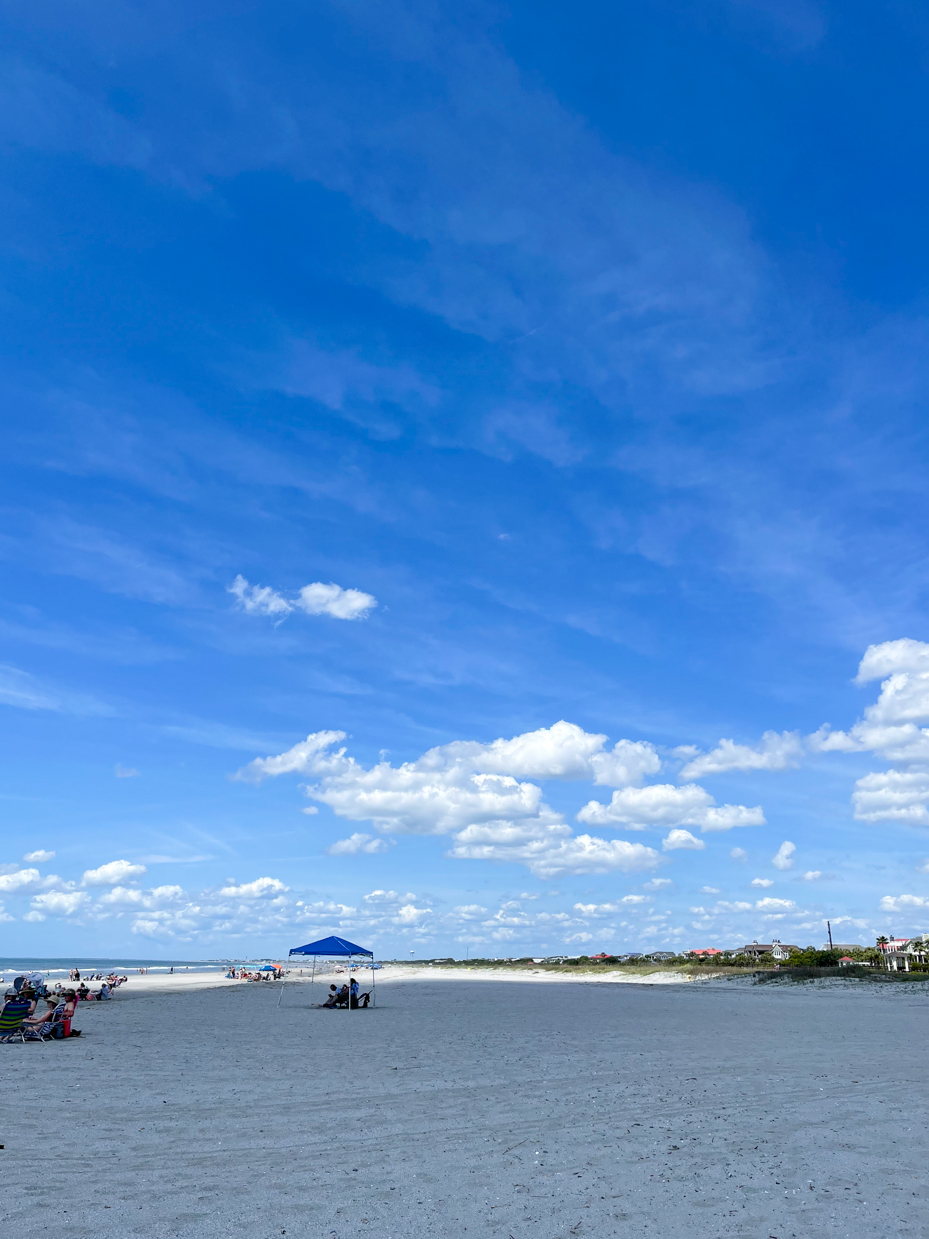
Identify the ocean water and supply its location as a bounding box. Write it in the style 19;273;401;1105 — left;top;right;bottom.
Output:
0;956;268;981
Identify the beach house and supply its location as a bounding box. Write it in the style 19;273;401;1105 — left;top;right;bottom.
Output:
741;939;798;961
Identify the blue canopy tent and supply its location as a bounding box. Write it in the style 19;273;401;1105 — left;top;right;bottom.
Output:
282;935;376;1008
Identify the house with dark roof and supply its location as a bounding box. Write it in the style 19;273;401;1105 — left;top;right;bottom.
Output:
741;938;799;961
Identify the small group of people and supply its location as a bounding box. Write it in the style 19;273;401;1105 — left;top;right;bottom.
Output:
65;969;127;987
321;976;371;1008
225;967;283;981
0;986;82;1042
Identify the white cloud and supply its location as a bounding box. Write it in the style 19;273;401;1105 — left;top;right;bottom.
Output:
810;640;929;765
751;877;774;888
448;818;660;878
588;739;661;787
97;884;186;909
577;783;764;832
235;725;669;879
82;859;147;886
115;764;140;778
295;582;378;620
217;877;289;898
29;890;89;918
852;770;929;825
229;576;378;622
772;840;796;870
23;850;54;863
662;828;705;851
228;574;293;617
700;886;721;894
857;638;929;686
755;897;795;911
800;870;823;881
238;722;660;793
680;731;803;779
236;729;349;782
0;868;41;893
730;847;748;861
326;833;392;855
441;723;660;786
643;877;673;890
880;893;929;912
575;896;650;914
235;724;761;878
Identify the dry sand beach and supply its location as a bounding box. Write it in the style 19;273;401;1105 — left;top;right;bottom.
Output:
3;975;928;1238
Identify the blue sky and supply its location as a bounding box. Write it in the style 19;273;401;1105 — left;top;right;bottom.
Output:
3;0;929;958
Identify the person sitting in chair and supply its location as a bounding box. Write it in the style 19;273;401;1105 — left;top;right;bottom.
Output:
349;977;371;1008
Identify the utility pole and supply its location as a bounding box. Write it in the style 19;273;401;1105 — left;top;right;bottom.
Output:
827;920;834;949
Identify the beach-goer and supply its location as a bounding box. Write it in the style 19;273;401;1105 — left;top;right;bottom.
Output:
0;990;36;1041
23;998;62;1038
349;977;371;1008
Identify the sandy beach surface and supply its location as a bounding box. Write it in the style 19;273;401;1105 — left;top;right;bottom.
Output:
3;976;928;1237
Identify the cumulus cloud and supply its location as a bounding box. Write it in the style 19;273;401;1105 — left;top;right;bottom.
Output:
643;878;673;890
751;877;774;888
23;849;54;863
771;841;796;870
234;720;770;877
28;890;89;919
810;642;929;819
662;828;704;851
235;724;678;875
800;870;823;881
755;897;795;911
97;884;185;908
82;859;147;886
574;897;650;914
228;575;377;621
700;886;721;894
326;833;392;855
0;868;42;893
577;783;764;833
217;877;289;898
448;818;660;878
238;722;660;795
852;770;929;825
680;731;803;779
295;582;378;620
730;847;748;861
880;893;929;912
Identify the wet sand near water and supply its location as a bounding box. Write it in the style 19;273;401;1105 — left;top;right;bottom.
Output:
2;978;927;1237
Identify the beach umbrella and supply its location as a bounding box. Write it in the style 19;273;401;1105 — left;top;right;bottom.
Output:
283;935;376;1009
259;965;278;971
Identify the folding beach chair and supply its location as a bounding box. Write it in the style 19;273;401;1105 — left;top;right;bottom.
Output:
22;1002;67;1042
0;997;34;1043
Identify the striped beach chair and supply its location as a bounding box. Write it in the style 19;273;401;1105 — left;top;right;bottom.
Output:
0;997;34;1043
23;1002;67;1041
